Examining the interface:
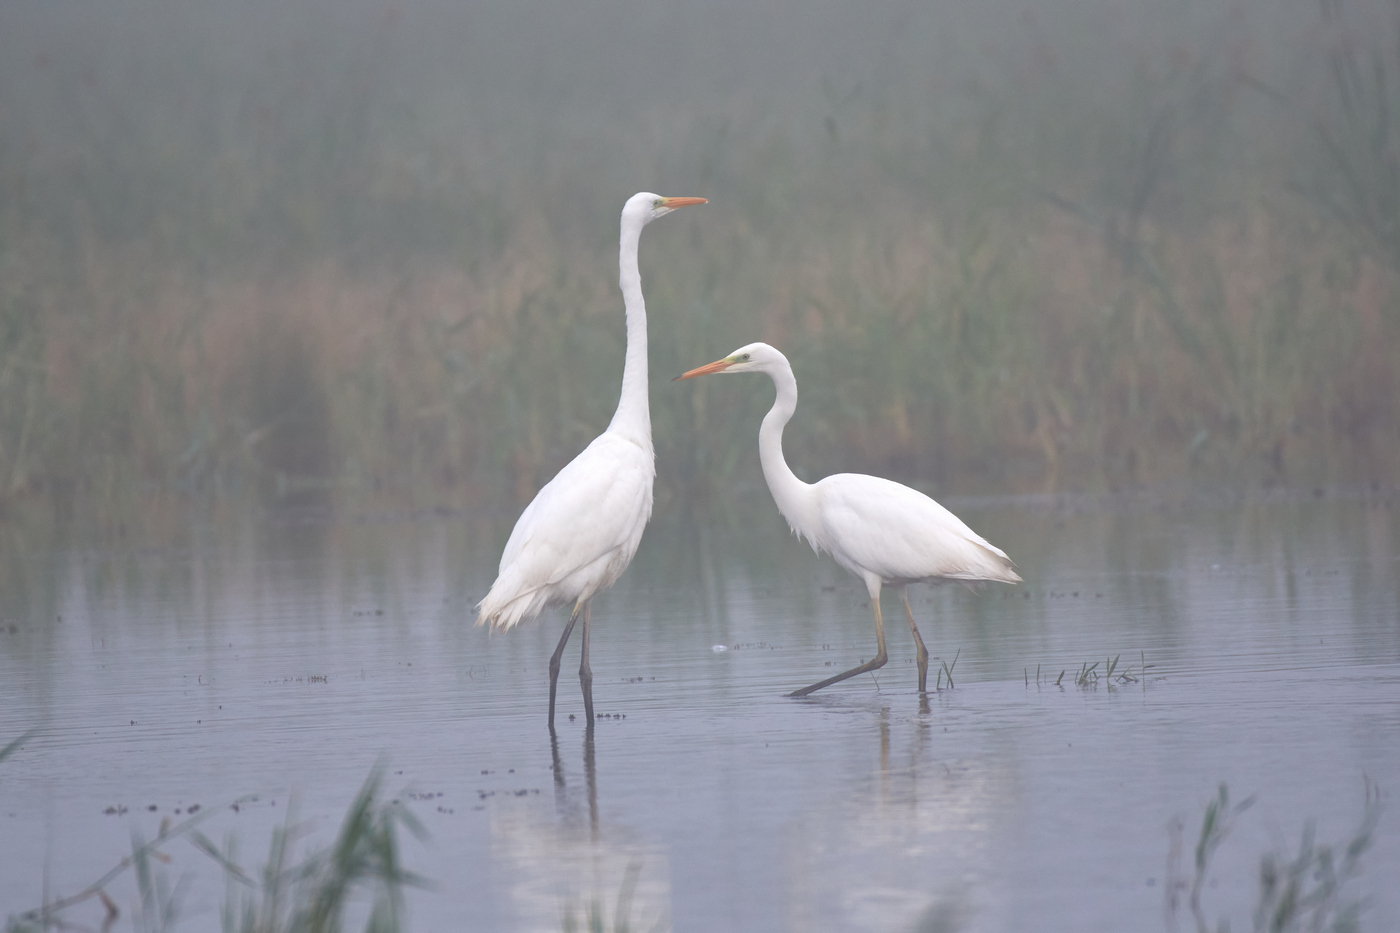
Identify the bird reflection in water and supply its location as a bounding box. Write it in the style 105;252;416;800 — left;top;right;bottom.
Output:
783;706;1007;932
550;729;599;839
489;730;669;932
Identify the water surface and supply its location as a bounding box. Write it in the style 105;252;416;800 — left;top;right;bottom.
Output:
2;489;1398;931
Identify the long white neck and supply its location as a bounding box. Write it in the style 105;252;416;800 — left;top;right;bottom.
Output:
759;360;818;537
607;217;651;449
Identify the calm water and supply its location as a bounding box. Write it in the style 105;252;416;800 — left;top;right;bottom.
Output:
2;489;1398;932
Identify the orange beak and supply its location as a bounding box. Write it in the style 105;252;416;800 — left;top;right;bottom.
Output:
673;357;733;381
660;196;708;209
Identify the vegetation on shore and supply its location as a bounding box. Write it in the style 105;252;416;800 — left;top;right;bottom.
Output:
0;0;1396;533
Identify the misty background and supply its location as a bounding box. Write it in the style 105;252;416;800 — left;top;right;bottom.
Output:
1;0;1397;532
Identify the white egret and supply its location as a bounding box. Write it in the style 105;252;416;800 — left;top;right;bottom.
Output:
676;342;1020;696
477;192;706;729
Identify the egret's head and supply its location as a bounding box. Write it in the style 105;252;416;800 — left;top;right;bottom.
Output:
673;342;786;380
623;192;707;227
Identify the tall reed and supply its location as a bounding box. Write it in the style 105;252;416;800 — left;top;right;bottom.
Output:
0;0;1395;530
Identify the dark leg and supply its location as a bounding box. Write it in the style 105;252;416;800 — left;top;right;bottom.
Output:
901;587;930;693
578;601;595;725
788;595;888;697
548;605;582;731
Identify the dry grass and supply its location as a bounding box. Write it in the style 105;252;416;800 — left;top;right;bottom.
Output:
1;189;1395;533
1;0;1397;530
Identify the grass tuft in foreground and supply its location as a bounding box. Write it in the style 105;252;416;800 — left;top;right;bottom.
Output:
1165;778;1383;933
4;763;428;933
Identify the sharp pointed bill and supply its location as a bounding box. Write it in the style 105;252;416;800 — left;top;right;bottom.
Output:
674;357;736;380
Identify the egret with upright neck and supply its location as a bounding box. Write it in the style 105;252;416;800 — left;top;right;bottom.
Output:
478;192;706;730
677;341;1020;696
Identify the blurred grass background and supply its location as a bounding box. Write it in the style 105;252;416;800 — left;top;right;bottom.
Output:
0;0;1396;536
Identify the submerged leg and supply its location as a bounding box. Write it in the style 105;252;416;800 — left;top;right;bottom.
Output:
578;601;595;726
900;587;930;693
548;605;582;731
788;594;888;698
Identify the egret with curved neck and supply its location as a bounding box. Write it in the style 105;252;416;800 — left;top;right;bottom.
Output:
677;342;1020;696
478;192;706;730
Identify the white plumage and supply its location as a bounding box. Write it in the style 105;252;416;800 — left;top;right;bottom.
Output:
477;192;705;729
814;473;1018;588
676;341;1020;696
476;433;653;631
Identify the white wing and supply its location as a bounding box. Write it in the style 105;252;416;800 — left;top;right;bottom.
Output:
814;474;1019;585
477;432;654;631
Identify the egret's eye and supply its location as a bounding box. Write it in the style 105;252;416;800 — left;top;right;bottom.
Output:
737;353;751;362
653;199;664;209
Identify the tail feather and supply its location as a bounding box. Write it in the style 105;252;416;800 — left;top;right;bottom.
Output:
969;542;1021;585
475;571;551;633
